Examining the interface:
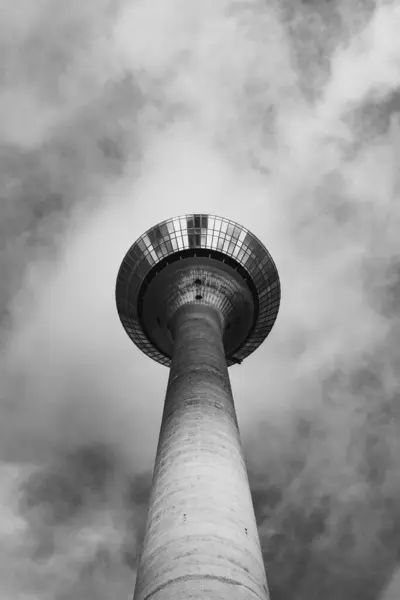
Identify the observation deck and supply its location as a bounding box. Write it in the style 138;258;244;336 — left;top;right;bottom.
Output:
116;214;280;367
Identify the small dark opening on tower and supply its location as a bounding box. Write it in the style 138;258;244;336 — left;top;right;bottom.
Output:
194;278;202;285
156;316;161;326
195;294;203;300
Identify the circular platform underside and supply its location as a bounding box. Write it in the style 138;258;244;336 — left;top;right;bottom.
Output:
140;257;255;361
116;214;280;366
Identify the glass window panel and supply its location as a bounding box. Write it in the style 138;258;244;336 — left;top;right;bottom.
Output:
241;252;252;265
220;220;228;235
227;223;235;237
176;236;184;250
238;229;247;243
187;217;194;230
166;221;175;235
213;218;222;233
159;223;168;237
234;239;244;251
201;215;208;229
137;238;147;253
172;219;181;234
233;226;241;239
201;232;207;246
222;238;230;252
217;236;225;250
208;216;215;231
158;242;168;256
253;275;265;289
249;251;260;265
236;247;246;262
211;234;218;248
143;234;153;248
258;247;267;261
180;218;186;229
169;237;178;251
188;232;196;248
148;228;161;246
229;244;240;259
164;239;173;253
243;232;255;251
256;262;266;281
194;215;201;228
228;240;236;254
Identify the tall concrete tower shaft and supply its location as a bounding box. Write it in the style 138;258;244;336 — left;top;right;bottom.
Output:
116;215;280;600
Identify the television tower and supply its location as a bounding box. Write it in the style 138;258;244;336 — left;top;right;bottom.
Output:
116;214;280;600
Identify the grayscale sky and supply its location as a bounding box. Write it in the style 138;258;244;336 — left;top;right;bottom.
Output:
0;1;399;598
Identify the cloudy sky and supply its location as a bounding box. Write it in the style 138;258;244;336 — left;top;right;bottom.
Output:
0;0;399;598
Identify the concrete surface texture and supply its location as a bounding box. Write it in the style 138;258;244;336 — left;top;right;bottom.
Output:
133;304;270;600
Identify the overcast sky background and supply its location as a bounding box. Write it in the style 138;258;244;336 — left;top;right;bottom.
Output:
0;0;399;598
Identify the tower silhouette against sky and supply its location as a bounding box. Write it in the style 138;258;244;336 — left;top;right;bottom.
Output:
116;214;280;600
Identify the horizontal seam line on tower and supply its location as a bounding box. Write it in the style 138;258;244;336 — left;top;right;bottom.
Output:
141;573;265;600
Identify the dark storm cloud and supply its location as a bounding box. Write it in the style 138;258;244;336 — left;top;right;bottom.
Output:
0;0;400;599
19;443;150;557
21;444;117;528
248;360;400;599
11;443;151;599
